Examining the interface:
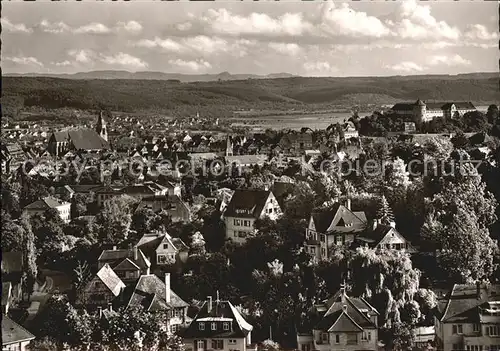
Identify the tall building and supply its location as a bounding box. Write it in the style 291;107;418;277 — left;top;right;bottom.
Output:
389;100;476;124
95;111;109;142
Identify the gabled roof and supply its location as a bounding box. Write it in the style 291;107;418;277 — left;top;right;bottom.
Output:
127;274;188;311
2;315;35;346
98;248;151;270
136;232;189;253
24;196;70;210
182;299;253;339
224;190;273;218
310;203;367;234
440;283;500;323
96;264;126;297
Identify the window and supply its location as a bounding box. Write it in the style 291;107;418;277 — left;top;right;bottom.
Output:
452;324;463;334
228;340;237;345
158;255;167;264
212;340;223;349
320;234;326;243
199;322;205;330
487;325;499;336
171;324;178;333
234;219;241;226
223;322;229;331
163;243;169;249
362;331;371;341
473;324;481;332
321;333;329;343
174;309;181;318
211;322;217;331
335;334;340;344
309;246;315;254
197;341;205;350
335;236;342;245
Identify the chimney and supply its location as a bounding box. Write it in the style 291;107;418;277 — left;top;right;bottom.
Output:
346;198;351;210
98;306;103;318
476;281;481;299
108;303;112;312
133;246;138;261
207;296;213;313
165;273;171;304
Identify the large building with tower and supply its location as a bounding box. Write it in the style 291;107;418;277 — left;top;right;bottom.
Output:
389;100;476;123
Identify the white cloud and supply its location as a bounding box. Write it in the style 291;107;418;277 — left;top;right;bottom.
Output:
52;60;72;67
4;56;43;66
319;3;391;38
100;53;148;69
74;22;111;34
1;18;32;34
135;37;184;52
428;54;471;66
116;21;143;34
464;24;499;41
303;61;337;75
386;61;425;72
68;49;94;63
269;42;301;55
168;59;212;72
39;19;71;34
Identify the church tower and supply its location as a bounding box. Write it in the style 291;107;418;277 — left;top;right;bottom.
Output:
226;135;233;156
413;99;426;124
95;110;108;142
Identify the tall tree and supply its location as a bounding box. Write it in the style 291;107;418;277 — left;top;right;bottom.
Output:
376;195;395;225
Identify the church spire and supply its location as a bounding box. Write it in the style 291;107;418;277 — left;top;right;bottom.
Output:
226;135;233;156
96;110;108;142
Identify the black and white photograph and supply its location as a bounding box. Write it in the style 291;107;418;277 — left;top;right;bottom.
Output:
1;1;499;350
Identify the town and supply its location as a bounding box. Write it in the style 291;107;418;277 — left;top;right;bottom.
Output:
2;96;500;351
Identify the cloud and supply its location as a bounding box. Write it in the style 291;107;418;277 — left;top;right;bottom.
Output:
116;21;143;34
464;24;499;41
268;43;301;55
168;59;212;72
428;54;471;66
100;53;148;69
303;61;337;75
1;18;33;34
386;61;425;72
74;22;112;34
52;60;72;67
68;49;94;63
4;56;43;66
39;19;71;34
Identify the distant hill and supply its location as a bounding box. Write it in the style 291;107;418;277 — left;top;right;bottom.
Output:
2;73;498;117
3;70;298;83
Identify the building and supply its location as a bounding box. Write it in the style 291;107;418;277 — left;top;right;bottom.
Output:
353;220;416;253
305;200;367;262
182;295;253;351
93;185;123;207
390;100;476;124
126;273;190;334
121;181;170;200
1;143;26;173
95;111;109;142
343;122;359;140
136;195;191;222
224;154;268;169
435;283;500;351
77;263;126;309
224;189;282;244
97;246;151;284
2;315;35;351
298;283;379;351
23;196;71;223
136;231;189;268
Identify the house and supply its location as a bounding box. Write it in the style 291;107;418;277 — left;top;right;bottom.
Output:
224;189;282;244
353;220;416;253
299;283;379;351
121;181;170;200
224;154;268;170
412;326;435;350
136;195;191;222
1;143;26;173
343;122;359;140
136;231;189;268
23;196;71;223
97;246;151;284
182;295;253;351
126;273;190;333
77;263;126;310
305;200;367;262
434;283;500;351
93;185;123;207
2;315;35;351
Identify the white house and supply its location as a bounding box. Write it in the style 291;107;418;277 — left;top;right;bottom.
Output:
23;196;71;223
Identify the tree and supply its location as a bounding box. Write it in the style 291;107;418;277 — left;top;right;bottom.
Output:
385;157;410;189
376;195;394;225
131;207;158;236
451;131;469;149
486;104;499;124
20;213;38;297
96;195;136;244
2;219;25;252
190;231;206;256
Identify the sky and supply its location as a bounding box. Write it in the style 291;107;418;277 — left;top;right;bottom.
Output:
2;0;499;77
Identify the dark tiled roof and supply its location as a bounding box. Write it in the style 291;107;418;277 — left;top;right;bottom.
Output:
391;103;415;111
182;300;253;339
224;190;272;218
24;196;70;210
310;204;367;234
127;274;188;311
68;129;110;150
98;248;151;270
440;284;500;323
137;232;188;253
2;315;35;346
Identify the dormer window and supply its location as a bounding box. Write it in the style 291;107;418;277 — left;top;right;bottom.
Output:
211;322;217;331
223;322;229;330
199;322;205;330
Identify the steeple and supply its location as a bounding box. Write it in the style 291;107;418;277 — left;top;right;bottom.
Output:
96;110;108;142
226;135;233;156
